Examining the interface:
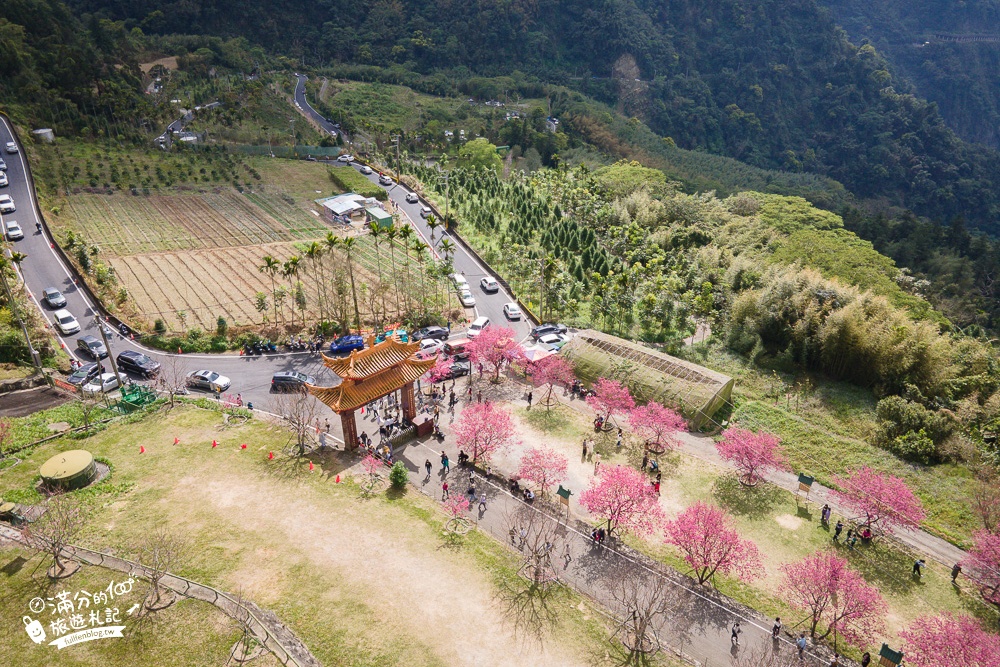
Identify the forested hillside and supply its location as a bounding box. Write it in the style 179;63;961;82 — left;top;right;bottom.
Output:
820;0;1000;149
66;0;1000;234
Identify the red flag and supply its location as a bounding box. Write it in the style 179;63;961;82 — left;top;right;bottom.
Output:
139;445;146;454
173;437;179;445
211;440;218;448
309;461;315;472
268;451;274;460
240;443;247;450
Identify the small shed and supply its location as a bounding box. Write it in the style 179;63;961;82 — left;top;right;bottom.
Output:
366;207;393;230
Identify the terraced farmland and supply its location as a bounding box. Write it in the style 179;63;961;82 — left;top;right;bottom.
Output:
63;190;327;253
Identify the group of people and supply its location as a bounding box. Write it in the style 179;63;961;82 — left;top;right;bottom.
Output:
590;527;607;545
570;379;595;399
823;504;875;550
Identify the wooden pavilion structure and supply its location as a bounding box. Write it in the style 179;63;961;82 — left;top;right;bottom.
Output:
307;335;436;449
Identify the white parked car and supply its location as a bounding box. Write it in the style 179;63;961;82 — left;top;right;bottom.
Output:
0;194;14;214
53;309;81;334
405;192;419;204
480;277;499;293
452;273;469;290
83;372;120;396
337;154;353;163
420;206;432;218
503;302;523;320
0;171;7;187
4;219;23;240
359;165;373;175
538;333;569;350
459;289;476;307
186;369;232;392
416;338;445;359
378;174;393;186
4;142;17;154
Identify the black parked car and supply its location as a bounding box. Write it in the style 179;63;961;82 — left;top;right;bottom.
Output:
440;362;471;380
116;350;161;378
76;335;108;360
67;362;103;386
412;326;449;342
530;323;568;340
271;371;316;393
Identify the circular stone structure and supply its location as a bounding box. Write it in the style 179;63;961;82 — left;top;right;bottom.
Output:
40;450;97;491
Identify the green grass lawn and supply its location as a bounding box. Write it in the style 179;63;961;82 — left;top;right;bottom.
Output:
0;404;640;666
0;544;257;667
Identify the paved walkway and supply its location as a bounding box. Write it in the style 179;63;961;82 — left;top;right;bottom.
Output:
393;427;839;667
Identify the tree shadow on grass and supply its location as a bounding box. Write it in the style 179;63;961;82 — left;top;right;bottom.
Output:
522;406;571;434
842;539;924;596
712;474;782;519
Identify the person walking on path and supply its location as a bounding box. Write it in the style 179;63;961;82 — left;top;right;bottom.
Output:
562;542;572;567
477;390;483;403
527;390;533;408
641;453;649;470
796;633;807;661
913;559;925;578
441;452;450;474
594;452;602;475
582;439;589;462
478;493;487;512
616;427;623;450
821;504;831;525
771;618;782;640
424;459;432;477
441;481;449;500
951;563;962;583
833;520;844;542
860;652;871;667
731;620;742;646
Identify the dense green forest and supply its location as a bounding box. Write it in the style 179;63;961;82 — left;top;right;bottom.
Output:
58;0;1000;235
820;0;1000;148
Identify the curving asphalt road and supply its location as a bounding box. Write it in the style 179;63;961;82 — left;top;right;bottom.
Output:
0;107;533;411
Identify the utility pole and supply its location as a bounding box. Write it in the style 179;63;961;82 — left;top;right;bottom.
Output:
94;317;124;390
391;134;401;184
0;252;43;375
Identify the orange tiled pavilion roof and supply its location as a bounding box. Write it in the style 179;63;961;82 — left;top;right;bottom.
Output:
308;335;436;413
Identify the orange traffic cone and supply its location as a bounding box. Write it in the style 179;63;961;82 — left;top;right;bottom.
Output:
139;445;146;454
240;443;247;450
309;461;315;472
211;440;218;448
173;437;179;445
268;451;274;460
335;474;340;483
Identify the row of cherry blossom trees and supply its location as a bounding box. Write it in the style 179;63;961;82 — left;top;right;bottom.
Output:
439;364;1000;662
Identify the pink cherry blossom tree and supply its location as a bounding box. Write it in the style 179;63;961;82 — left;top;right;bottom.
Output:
832;467;926;537
961;529;1000;612
527;355;576;411
780;550;886;644
664;501;764;585
579;465;664;539
586;377;636;430
426;355;455;384
361;454;383;492
468;325;525;382
628;402;687;454
715;426;787;487
517;446;569;496
443;494;471;518
453;401;517;465
900;613;1000;667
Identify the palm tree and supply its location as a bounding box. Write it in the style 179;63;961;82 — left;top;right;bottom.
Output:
383;225;402;317
282;256;302;326
341;237;362;331
438;238;457;313
397;225;415;310
412;239;429;309
426;214;440;244
304;241;325;323
258;255;280;327
367;222;387;316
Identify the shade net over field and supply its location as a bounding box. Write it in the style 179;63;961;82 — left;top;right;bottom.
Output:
562;330;734;429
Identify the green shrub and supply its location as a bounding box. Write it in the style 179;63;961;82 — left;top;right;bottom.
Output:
889;429;937;465
389;461;408;489
154;319;167;335
216;316;228;337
